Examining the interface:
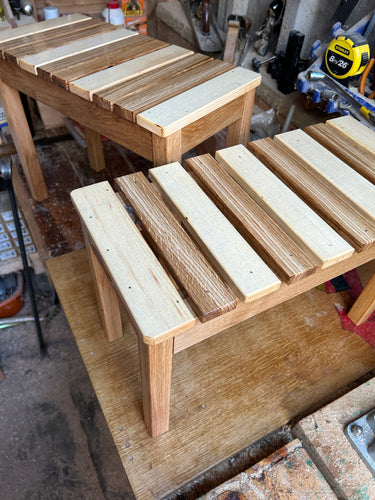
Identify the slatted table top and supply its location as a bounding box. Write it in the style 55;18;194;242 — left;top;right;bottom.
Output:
71;115;375;345
0;14;261;137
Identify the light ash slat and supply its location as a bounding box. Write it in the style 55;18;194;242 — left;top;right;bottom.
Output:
69;45;193;100
114;59;232;121
71;181;196;342
249;138;375;252
137;66;261;137
305;122;375;185
0;13;89;44
116;172;237;322
19;29;137;74
184;154;317;283
217;144;354;267
275;129;375;222
149;163;281;302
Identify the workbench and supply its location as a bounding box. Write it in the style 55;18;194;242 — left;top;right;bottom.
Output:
0;13;260;201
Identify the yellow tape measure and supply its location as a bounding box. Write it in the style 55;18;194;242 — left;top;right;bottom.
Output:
324;33;370;82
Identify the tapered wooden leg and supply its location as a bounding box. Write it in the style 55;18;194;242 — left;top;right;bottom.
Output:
348;274;375;325
226;89;256;147
83;126;106;172
152;131;182;166
0;78;48;201
137;337;174;437
86;241;123;341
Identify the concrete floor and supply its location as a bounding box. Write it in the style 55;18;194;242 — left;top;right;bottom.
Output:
0;275;134;500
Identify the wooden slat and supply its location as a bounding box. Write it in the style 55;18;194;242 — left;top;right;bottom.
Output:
137;66;261;137
71;181;196;342
327;114;375;159
38;37;167;89
305;122;375;184
218;144;354;266
0;13;89;44
275;129;375;222
184;154;317;283
1;18;114;63
70;45;193;100
17;29;135;74
149;162;281;302
93;53;208;111
114;58;233;121
116;172;237;321
248;139;375;251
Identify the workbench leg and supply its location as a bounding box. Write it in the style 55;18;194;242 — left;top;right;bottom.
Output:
152;132;182;166
86;239;123;341
226;89;255;147
348;274;375;325
83;126;106;172
137;337;174;437
0;77;48;202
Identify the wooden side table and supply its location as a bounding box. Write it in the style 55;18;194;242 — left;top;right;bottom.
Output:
71;116;375;437
0;14;261;201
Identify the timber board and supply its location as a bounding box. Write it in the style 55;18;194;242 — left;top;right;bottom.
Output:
48;249;375;499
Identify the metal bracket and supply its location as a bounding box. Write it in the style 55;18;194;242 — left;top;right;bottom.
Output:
345;408;375;475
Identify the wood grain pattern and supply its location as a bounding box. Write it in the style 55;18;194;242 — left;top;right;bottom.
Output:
305;122;375;184
47;249;375;499
0;77;48;201
150;162;281;302
18;28;133;74
217;144;354;267
92;52;206;111
114;58;232;121
348;273;375;325
83;126;105;172
137;67;261;137
71;181;196;343
248;139;375;252
38;36;166;88
2;19;116;65
327;114;375;159
71;45;193;101
0;13;89;44
275;130;375;222
184;153;317;283
116;172;237;322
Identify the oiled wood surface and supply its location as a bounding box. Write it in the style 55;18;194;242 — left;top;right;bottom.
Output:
71;181;196;341
48;249;375;499
305;122;375;184
38;36;166;88
219;144;354;267
150;162;281;302
184;153;317;283
116;172;237;322
249;138;375;251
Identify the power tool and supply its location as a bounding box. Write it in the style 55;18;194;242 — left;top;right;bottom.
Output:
323;33;370;84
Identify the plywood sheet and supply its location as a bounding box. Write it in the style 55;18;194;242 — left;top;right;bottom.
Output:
47;249;375;499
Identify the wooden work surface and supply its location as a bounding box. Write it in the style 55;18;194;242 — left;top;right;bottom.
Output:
48;249;375;499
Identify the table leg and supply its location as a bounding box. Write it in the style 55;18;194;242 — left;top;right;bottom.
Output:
87;241;123;341
83;126;106;172
0;77;48;202
137;337;174;437
348;274;375;325
226;89;255;147
152;131;182;166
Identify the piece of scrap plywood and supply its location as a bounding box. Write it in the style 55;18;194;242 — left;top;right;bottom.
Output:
294;377;375;499
201;439;336;499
